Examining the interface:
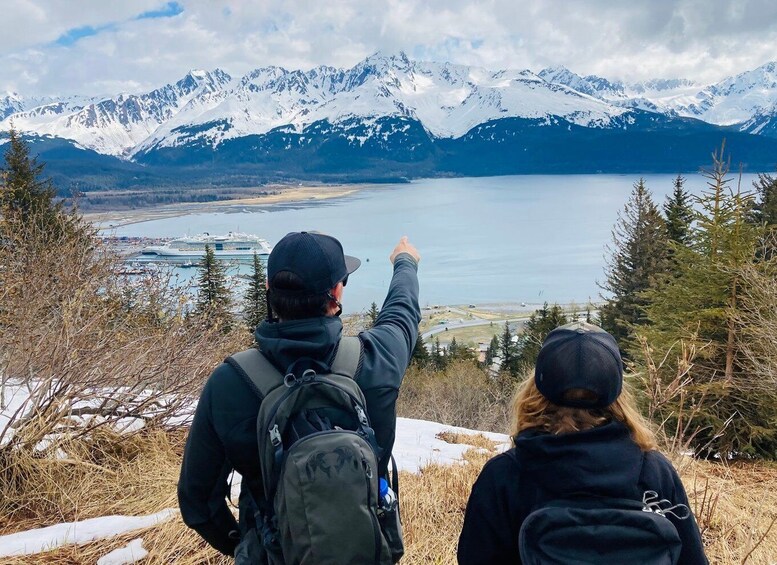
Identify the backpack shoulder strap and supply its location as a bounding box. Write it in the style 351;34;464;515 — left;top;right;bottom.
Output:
330;335;362;379
226;336;362;398
226;346;284;400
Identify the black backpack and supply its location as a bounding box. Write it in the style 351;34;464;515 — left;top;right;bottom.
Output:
519;490;690;564
227;336;403;565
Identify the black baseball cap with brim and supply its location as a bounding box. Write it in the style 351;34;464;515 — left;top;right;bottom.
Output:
534;321;623;408
268;231;361;296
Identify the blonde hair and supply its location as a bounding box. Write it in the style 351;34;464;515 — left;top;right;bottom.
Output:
510;377;658;451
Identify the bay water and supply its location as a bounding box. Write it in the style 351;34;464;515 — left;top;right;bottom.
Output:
106;173;760;313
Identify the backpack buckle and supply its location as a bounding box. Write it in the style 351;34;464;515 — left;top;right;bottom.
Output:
283;369;318;388
269;424;282;447
355;405;369;426
301;368;317;382
642;490;691;520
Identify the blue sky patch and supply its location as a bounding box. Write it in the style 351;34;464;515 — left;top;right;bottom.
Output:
137;2;184;20
52;3;184;47
54;24;115;47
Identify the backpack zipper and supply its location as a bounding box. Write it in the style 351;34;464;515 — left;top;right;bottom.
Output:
264;377;372;443
363;457;382;565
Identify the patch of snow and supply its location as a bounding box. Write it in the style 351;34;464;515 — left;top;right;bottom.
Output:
393;417;510;473
0;509;176;557
96;538;148;565
0;415;508;557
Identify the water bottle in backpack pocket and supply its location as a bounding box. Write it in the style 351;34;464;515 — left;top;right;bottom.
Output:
228;338;399;565
378;474;404;563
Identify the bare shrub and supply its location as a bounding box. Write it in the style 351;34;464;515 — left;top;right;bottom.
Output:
0;218;247;526
734;260;777;392
398;361;516;434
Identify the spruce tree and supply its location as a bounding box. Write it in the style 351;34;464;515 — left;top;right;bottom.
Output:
446;336;476;363
411;330;430;367
751;173;777;227
366;302;380;328
515;303;568;372
0;129;74;241
448;336;459;357
432;337;448;370
195;245;233;329
599;178;669;347
484;334;499;368
640;146;769;457
751;173;777;259
244;252;267;331
664;174;695;246
499;321;519;376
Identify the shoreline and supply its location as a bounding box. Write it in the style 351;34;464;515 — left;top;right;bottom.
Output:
86;183;371;229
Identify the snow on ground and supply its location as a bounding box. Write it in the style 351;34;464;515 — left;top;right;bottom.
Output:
0;417;508;558
96;538;148;565
394;417;510;473
0;509;176;558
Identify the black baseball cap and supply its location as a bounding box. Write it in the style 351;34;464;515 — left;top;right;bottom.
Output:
268;231;361;296
534;321;623;408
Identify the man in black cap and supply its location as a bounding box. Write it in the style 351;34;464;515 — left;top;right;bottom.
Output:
178;232;421;558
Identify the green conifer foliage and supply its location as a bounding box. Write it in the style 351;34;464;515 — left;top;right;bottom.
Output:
751;173;777;260
411;329;430;367
195;245;233;329
366;301;380;329
515;303;568;372
752;173;777;227
599;178;669;347
432;337;448;370
499;321;519;376
0;129;80;242
639;146;771;457
664;174;695;246
484;334;500;368
244;252;267;331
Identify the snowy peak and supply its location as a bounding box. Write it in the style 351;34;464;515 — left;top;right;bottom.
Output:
2;69;235;156
1;92;25;120
4;56;777;160
175;68;232;95
538;67;626;100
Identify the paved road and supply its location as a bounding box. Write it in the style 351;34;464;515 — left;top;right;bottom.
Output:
422;317;529;340
421;309;598;341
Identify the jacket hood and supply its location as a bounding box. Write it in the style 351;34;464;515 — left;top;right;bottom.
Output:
514;420;644;499
255;316;343;374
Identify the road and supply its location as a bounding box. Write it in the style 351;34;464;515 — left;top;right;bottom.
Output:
421;317;529;340
420;309;599;340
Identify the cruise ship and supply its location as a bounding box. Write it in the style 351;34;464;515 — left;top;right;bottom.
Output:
140;232;273;263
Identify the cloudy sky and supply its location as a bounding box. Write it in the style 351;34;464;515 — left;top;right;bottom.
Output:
3;0;777;96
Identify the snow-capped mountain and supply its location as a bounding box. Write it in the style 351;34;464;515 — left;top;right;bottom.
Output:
1;93;26;121
136;52;636;159
537;61;777;130
3;53;777;188
3;69;232;157
2;53;635;158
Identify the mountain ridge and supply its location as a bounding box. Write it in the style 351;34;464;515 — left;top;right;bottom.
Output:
3;53;777;191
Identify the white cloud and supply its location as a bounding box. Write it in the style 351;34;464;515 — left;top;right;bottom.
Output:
2;0;777;96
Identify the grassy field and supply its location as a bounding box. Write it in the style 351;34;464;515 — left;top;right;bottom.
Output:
2;430;775;564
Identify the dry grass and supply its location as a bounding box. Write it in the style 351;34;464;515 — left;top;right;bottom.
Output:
0;429;184;535
436;431;498;451
398;361;514;434
0;431;776;564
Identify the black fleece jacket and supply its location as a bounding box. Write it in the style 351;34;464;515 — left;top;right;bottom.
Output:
457;421;708;565
177;254;420;556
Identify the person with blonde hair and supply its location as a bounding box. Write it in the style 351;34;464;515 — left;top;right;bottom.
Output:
457;321;707;564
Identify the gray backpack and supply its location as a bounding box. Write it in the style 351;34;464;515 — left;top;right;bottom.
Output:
227;336;399;565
